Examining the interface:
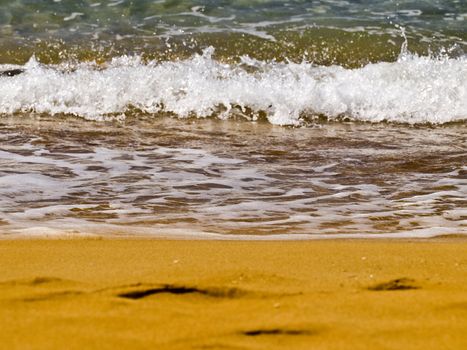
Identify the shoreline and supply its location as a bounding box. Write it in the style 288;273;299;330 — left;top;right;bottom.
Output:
1;224;465;241
2;235;467;242
1;238;466;349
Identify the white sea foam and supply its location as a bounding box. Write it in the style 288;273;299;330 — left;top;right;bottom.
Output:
0;48;466;125
4;224;461;240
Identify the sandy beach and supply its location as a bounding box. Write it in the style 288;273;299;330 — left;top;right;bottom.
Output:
1;0;466;349
0;238;466;349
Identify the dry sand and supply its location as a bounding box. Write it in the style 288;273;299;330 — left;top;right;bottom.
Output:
0;238;466;349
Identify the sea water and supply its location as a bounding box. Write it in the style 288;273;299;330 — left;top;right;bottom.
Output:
0;0;465;238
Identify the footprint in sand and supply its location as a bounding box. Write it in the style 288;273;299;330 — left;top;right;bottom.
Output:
367;278;419;291
241;328;314;337
116;284;249;300
0;276;85;302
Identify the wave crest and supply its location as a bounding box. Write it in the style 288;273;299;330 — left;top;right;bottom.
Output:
0;48;466;125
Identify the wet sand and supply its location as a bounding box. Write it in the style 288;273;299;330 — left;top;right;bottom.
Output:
0;238;466;349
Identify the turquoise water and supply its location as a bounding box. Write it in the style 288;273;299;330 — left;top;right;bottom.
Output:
0;0;465;64
1;0;465;39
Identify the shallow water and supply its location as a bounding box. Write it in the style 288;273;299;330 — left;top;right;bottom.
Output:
0;0;466;238
0;116;465;238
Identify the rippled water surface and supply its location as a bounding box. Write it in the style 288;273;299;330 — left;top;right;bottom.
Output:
0;0;466;65
0;116;465;238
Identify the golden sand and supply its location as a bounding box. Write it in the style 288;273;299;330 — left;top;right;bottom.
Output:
0;239;466;349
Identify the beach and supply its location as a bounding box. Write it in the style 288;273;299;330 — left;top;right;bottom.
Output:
1;238;466;349
0;0;466;348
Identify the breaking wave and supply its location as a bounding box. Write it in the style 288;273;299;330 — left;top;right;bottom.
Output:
0;47;466;125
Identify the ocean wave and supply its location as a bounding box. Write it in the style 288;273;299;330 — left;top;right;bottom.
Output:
0;48;466;125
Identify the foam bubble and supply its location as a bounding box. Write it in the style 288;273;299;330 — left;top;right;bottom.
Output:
0;49;465;125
